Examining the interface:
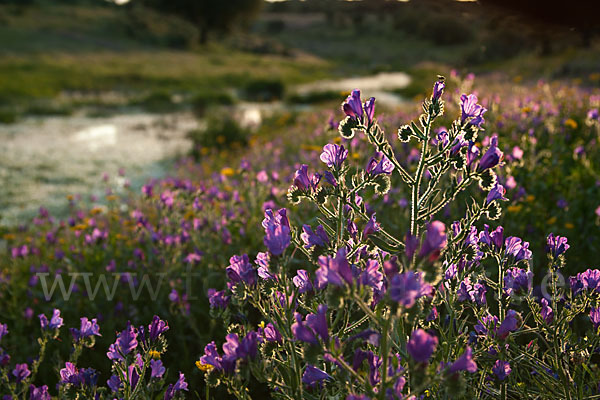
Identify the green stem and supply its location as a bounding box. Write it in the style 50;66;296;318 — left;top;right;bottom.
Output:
378;312;392;400
410;114;432;238
419;176;472;220
337;196;345;246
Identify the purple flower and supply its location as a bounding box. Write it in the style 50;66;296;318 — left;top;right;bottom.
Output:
477;135;503;172
437;130;449;147
119;323;138;355
0;324;8;342
460;94;487;128
255;252;270;268
293;164;321;192
418;221;447;259
29;385;50;400
358;259;384;292
478;224;504;250
540;298;554;324
404;233;419;260
0;348;10;367
503;268;532;296
127;364;139;390
546;233;570;258
293;270;313;294
364;97;376;124
582;269;600;291
457;278;487;305
474;314;498;336
107;322;137;361
59;363;80;385
504;236;532;261
257;265;277;280
13;363;30;383
292;313;318;345
79;367;99;388
323;170;338;186
348;329;380;346
466;142;480;168
239;331;259;359
107;375;121;393
302;365;331;387
590;307;600;330
342;89;363;119
39;309;63;331
448;347;477;374
70;317;101;341
200;342;223;372
226;254;257;287
363;213;380;238
366;156;394;176
492;360;511;381
306;305;329;343
486;184;508;204
262;209;291;256
407;329;438;363
432;79;445;102
316;247;353;288
221;334;241;373
496;310;521;340
366;352;382;386
164;372;188;400
261;323;282;343
148;316;169;341
207;289;230;309
320;144;348;169
347;395;370;400
389;271;432;308
301;225;330;249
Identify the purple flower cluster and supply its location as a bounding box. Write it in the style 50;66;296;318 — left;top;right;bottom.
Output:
262;208;291;256
200;331;259;374
570;269;600;295
70;317;101;341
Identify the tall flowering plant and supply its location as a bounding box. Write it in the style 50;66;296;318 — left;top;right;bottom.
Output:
0;313;187;400
197;77;600;399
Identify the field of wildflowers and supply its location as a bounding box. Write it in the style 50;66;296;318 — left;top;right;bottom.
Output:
1;72;600;399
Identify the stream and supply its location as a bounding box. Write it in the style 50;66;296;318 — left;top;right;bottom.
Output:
0;72;410;225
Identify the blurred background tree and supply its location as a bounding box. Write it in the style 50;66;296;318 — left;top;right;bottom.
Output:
479;0;600;50
133;0;263;44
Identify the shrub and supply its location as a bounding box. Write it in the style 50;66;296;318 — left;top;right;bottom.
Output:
243;78;285;102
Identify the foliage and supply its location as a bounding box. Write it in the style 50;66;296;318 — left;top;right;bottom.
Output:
0;73;600;399
135;0;263;44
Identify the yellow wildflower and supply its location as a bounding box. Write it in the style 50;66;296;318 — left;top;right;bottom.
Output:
547;217;557;225
90;207;103;216
526;195;535;203
300;144;322;152
507;205;522;213
149;350;161;359
565;222;575;229
565;118;578;129
221;167;235;177
196;361;214;372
